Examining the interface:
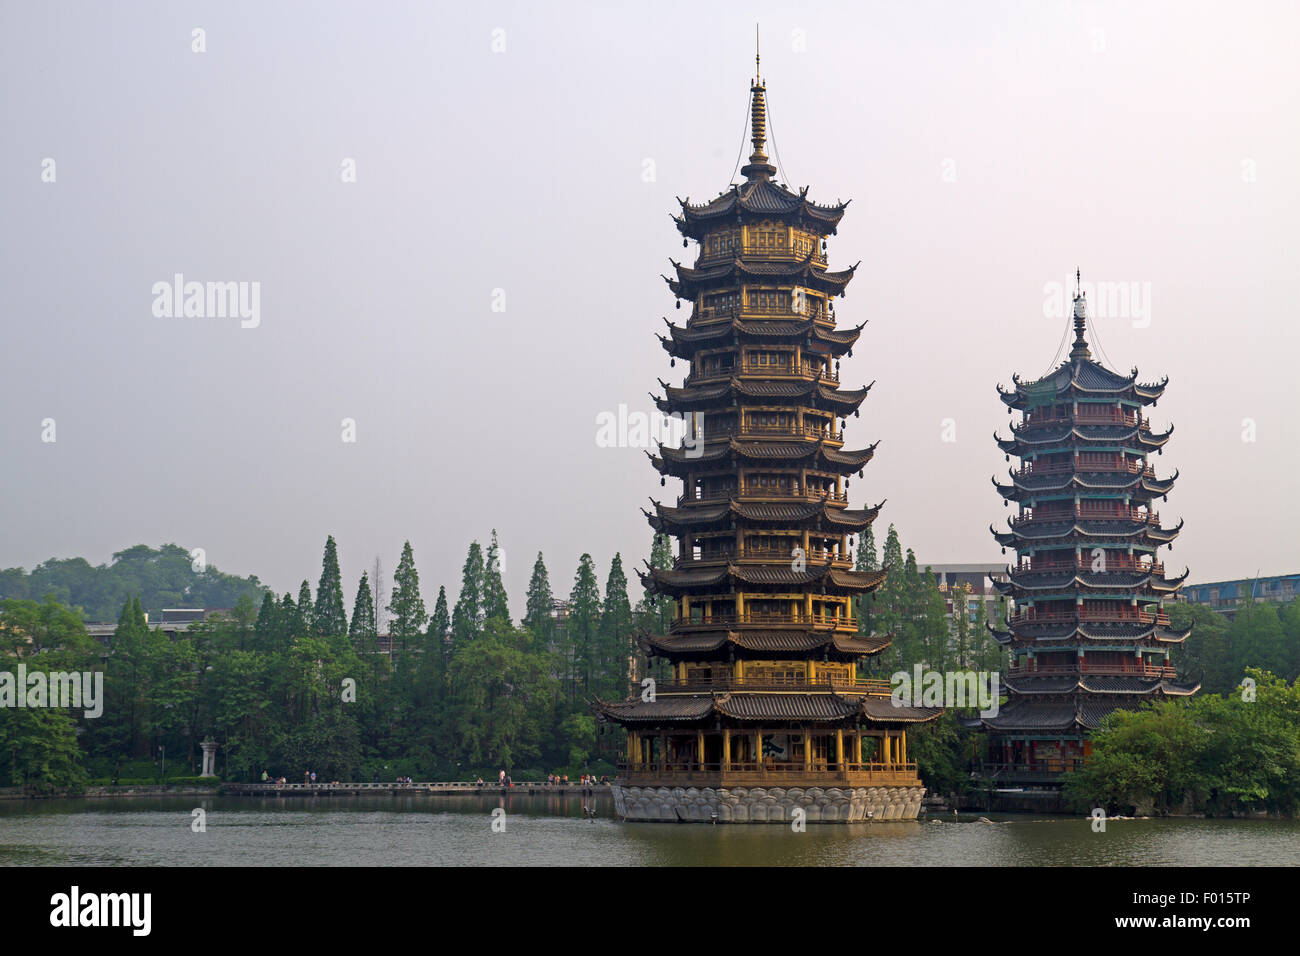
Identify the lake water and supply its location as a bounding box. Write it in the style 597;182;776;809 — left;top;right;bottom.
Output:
1;793;1297;866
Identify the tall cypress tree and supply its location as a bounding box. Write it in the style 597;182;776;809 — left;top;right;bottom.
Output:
313;535;348;637
567;554;602;698
451;541;485;647
633;533;675;682
255;592;278;650
279;592;298;642
426;585;450;665
483;530;509;624
522;552;555;649
349;571;376;648
871;525;906;672
295;581;314;637
597;553;633;698
387;541;427;654
855;527;879;635
953;583;971;670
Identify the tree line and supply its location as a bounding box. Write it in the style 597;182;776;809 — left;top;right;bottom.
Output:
0;532;676;787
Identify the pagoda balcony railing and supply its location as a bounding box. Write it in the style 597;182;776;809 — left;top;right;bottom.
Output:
675;487;847;505
736;546;842;561
617;761;919;786
1010;608;1171;626
672;547;845;568
975;760;1084;780
1009;507;1160;528
739;486;847;502
1008;662;1179;678
737;361;838;383
677;488;737;505
693;304;833;323
671;611;850;630
1013;559;1164;575
694;245;828;269
1016;411;1147;431
653;677;894;696
1014;460;1156;478
684;366;738;385
703;423;842;442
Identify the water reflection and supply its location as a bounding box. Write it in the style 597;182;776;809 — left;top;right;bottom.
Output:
0;795;1295;866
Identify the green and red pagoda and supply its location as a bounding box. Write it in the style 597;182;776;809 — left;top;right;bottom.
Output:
983;283;1198;782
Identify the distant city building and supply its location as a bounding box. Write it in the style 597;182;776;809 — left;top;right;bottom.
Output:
925;564;1008;625
84;607;228;646
1179;573;1299;614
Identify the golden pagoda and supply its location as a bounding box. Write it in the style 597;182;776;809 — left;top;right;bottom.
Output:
594;57;941;823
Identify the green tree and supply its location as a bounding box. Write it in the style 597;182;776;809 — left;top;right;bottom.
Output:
387;542;427;654
451;541;485;648
349;571;377;650
596;554;633;700
566;555;602;699
447;619;554;771
633;534;675;683
313;536;348;637
295;581;314;637
522;553;555;650
483;530;509;625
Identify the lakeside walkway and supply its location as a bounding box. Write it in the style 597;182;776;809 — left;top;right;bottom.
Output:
222;781;610;796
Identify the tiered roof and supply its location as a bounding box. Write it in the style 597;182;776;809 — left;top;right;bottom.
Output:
659;316;865;359
982;287;1197;738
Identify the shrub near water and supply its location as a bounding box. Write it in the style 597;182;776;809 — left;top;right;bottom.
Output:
1063;669;1300;817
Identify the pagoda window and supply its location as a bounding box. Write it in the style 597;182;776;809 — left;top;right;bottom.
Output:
748;291;792;312
706;231;739;256
702;292;740;317
745;662;807;683
1078;451;1118;469
751;223;788;252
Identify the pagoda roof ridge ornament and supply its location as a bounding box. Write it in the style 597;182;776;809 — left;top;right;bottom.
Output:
1069;272;1093;361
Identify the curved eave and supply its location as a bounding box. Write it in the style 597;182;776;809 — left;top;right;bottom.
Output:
654;378;872;416
651;439;877;477
660;317;866;359
997;424;1176;456
992;518;1184;546
665;255;858;300
999;469;1179;500
645;498;885;535
639;563;888;598
1002;570;1190;593
674;184;850;239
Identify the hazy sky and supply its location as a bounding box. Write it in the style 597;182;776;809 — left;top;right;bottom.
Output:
2;0;1297;619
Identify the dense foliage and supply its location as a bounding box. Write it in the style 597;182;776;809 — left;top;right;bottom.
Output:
0;534;674;786
4;530;1297;813
0;544;268;623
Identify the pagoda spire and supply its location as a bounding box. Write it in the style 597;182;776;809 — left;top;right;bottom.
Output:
741;30;777;183
1069;269;1091;361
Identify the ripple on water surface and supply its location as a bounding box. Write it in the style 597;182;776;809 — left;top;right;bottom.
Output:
1;795;1296;866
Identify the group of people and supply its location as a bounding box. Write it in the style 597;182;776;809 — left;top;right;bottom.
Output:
547;773;607;787
253;768;608;787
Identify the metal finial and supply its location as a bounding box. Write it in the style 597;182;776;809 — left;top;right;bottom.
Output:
755;24;761;83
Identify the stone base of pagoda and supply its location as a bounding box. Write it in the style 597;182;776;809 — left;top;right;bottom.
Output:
611;784;926;823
